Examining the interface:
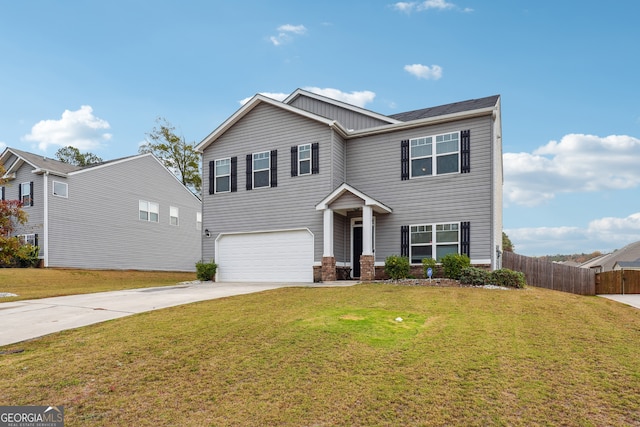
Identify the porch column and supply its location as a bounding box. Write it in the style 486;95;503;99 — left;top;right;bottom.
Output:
321;208;336;281
360;205;375;281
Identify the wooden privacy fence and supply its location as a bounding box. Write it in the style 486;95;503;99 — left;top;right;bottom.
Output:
596;270;640;294
503;251;596;295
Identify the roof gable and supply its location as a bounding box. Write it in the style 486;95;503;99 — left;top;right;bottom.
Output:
1;147;82;176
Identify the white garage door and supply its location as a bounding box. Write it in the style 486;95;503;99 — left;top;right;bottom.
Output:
216;229;314;282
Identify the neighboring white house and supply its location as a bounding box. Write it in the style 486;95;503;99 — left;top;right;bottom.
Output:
1;147;202;271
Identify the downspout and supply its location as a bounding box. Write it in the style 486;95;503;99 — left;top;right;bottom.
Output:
42;173;49;267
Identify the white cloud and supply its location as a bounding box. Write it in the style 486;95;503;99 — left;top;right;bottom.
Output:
404;64;443;80
506;212;640;256
393;0;461;13
269;24;307;46
504;133;640;206
22;106;111;152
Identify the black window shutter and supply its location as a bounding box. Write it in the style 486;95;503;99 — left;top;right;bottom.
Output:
461;221;471;257
461;130;471;173
290;146;298;177
270;150;277;187
208;161;215;195
1;186;4;201
230;156;237;192
18;183;22;202
401;225;409;257
34;233;39;248
29;182;34;206
246;154;252;190
311;142;319;174
401;140;409;180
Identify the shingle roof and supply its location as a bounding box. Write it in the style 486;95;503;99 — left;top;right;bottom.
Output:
580;240;640;272
5;147;83;174
388;95;500;122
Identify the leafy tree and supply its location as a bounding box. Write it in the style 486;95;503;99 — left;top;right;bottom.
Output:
502;231;514;252
139;117;201;194
55;146;103;166
0;163;31;266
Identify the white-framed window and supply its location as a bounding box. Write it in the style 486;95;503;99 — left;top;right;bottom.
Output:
170;206;179;226
410;132;460;178
298;143;311;175
20;182;32;206
18;234;37;246
52;181;68;198
196;212;202;231
253;151;270;188
139;200;159;222
215;158;231;193
410;222;460;263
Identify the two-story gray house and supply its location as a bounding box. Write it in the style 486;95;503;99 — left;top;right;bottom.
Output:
196;89;503;282
0;147;201;271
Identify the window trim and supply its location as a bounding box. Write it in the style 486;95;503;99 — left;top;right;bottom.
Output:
409;222;460;264
18;233;37;246
214;158;231;194
252;151;270;189
298;143;312;176
139;200;159;223
170;206;179;226
20;182;33;207
52;181;68;198
409;131;460;178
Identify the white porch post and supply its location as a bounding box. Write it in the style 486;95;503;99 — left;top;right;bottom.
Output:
362;204;373;255
323;208;334;257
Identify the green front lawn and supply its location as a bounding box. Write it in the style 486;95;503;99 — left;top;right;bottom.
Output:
1;284;639;426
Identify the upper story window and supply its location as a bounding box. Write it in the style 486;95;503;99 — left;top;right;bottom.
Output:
215;158;231;193
52;181;68;198
139;200;159;222
408;132;460;178
170;206;179;226
410;222;459;263
253;151;270;188
19;182;33;207
298;144;311;175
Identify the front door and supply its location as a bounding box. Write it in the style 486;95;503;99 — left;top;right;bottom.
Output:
352;226;363;278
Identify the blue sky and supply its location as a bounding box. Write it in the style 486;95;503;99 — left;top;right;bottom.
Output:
1;0;639;257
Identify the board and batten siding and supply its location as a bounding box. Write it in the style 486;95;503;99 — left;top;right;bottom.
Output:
10;164;45;256
47;155;201;271
289;95;392;131
202;103;340;263
345;115;498;264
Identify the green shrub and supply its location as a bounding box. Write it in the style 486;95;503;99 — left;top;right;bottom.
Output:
16;244;40;268
422;257;437;278
384;255;410;280
490;268;526;288
441;253;471;279
459;267;490;286
196;260;218;281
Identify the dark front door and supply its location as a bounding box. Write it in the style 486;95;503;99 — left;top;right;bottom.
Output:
353;226;363;278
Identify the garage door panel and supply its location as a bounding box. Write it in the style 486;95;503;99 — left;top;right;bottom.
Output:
217;229;313;282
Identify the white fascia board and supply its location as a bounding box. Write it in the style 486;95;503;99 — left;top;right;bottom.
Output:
196;94;340;153
345;106;497;139
283;88;402;125
315;183;392;213
32;168;68;178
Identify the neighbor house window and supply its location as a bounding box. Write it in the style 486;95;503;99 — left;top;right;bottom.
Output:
196;212;202;230
52;181;68;198
20;182;33;206
410;222;459;263
170;206;179;226
215;158;231;193
298;144;311;175
253;151;270;188
410;132;459;178
18;234;37;246
139;200;159;222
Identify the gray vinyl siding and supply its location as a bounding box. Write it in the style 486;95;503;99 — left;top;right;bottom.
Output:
10;165;45;256
331;130;347;189
289;95;391;130
345;115;496;264
47;155;200;271
202;103;337;263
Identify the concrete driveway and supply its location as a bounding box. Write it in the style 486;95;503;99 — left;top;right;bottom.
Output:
598;294;640;310
0;281;358;347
